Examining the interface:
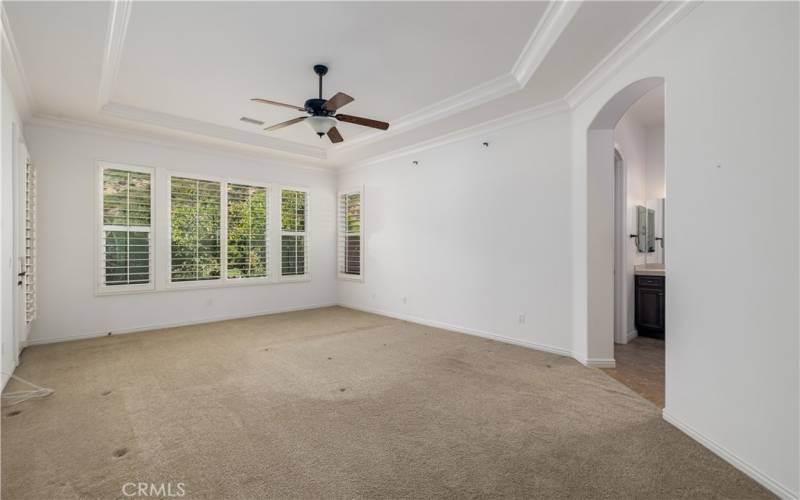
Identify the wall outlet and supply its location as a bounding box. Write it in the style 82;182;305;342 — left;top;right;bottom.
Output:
518;314;526;325
402;296;407;305
371;293;376;300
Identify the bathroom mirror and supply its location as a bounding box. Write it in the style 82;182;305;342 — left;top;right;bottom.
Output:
647;209;656;252
635;206;648;252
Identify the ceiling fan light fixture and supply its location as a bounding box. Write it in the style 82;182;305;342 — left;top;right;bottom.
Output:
306;116;336;137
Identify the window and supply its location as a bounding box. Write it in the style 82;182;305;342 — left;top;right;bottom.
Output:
99;164;154;291
227;183;268;279
281;189;308;277
338;190;362;278
24;159;36;323
170;176;221;282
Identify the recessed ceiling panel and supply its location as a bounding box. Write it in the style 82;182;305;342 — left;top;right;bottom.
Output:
113;1;547;147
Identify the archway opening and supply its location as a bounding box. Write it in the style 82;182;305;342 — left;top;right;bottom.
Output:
585;77;665;406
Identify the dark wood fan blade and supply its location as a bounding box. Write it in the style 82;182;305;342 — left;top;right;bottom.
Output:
264;116;307;132
251;98;306;112
336;114;389;130
327;126;344;143
322;92;354;112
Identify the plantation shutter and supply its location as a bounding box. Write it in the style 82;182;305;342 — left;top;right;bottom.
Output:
101;167;153;288
281;189;307;276
338;191;362;277
24;159;36;324
170;176;222;282
227;183;268;279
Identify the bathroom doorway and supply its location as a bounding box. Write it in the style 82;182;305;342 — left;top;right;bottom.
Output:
601;83;666;408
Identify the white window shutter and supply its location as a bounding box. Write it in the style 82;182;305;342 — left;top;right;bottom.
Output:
227;183;269;279
280;189;308;277
337;190;362;279
24;159;36;324
170;176;222;282
99;164;154;291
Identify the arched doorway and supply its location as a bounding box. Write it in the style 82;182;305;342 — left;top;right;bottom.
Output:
583;77;664;368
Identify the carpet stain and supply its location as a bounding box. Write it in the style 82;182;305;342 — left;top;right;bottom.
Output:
100;390;112;396
112;448;128;458
5;410;21;417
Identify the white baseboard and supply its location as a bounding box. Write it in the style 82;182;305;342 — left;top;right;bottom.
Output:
339;302;574;359
23;302;339;346
579;357;616;369
663;409;797;500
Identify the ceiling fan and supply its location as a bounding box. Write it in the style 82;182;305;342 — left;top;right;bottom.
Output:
242;64;389;144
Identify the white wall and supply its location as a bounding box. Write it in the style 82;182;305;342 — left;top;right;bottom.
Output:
338;111;574;356
645;126;665;200
24;121;338;344
572;2;798;497
1;76;23;388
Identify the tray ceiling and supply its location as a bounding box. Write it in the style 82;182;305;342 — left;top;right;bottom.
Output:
3;1;666;167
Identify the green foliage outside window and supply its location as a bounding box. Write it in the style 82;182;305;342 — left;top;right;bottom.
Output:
171;177;221;282
227;184;268;279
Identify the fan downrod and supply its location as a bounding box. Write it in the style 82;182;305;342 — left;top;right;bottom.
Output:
307;64;331;115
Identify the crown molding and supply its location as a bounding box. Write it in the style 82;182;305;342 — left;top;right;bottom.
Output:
330;1;580;156
27;113;335;173
339;99;569;172
1;4;35;116
101;102;327;159
564;0;700;108
511;0;582;87
97;0;132;109
331;72;521;155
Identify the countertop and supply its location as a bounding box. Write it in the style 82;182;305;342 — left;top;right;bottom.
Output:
634;264;665;277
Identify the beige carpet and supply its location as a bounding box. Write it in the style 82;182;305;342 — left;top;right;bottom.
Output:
2;307;770;499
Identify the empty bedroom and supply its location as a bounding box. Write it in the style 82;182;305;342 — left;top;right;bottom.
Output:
1;1;798;499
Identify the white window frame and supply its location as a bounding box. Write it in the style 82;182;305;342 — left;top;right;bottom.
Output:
279;186;311;282
96;161;156;295
166;172;277;290
95;163;313;294
337;187;364;282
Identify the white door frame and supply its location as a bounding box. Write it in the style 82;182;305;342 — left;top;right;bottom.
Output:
613;149;627;345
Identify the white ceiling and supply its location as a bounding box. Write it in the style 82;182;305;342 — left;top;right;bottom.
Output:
2;1;666;167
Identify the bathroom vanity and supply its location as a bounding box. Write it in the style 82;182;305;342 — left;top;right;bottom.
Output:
634;265;665;339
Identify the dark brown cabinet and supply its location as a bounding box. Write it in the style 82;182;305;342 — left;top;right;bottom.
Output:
635;275;664;339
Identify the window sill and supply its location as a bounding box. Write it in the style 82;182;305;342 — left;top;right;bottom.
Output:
337;273;363;282
95;275;308;296
279;274;312;283
95;284;156;296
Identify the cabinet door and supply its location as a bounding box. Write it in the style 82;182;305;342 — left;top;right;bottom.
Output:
637;287;664;330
